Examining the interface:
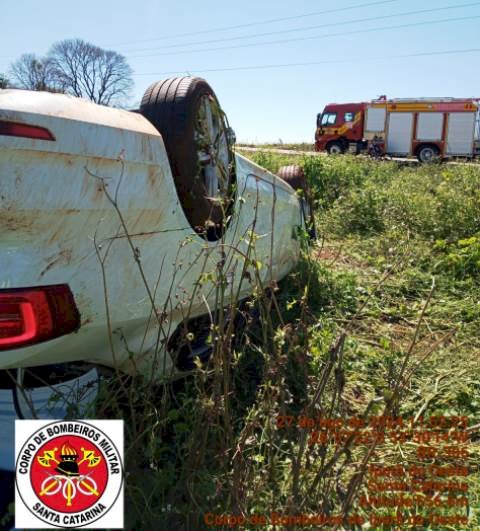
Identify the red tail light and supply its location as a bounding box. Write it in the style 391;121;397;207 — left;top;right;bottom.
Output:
0;285;80;350
0;120;55;141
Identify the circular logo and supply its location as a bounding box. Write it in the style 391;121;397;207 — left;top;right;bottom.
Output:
16;420;123;528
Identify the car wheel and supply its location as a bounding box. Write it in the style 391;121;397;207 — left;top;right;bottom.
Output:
327;142;344;155
277;165;316;239
277;165;307;191
417;145;440;163
140;77;236;240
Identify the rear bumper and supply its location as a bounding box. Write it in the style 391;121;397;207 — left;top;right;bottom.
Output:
0;366;99;471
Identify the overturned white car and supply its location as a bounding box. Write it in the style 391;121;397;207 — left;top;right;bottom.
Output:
0;78;308;477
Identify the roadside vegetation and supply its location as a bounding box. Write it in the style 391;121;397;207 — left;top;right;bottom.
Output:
239;151;480;526
94;153;479;529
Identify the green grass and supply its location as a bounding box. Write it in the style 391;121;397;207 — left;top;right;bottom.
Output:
240;151;480;528
93;152;480;529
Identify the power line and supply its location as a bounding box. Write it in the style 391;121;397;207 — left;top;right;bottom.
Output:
1;2;398;63
111;0;400;47
0;0;405;63
127;14;480;59
125;2;480;53
131;48;480;76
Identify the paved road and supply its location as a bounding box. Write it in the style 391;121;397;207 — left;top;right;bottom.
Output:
237;146;322;156
237;146;420;165
236;146;479;167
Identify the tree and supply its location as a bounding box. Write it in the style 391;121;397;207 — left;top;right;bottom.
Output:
9;54;55;91
0;73;9;89
47;39;133;106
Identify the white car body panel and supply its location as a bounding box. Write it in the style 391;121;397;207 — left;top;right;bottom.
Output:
0;90;302;377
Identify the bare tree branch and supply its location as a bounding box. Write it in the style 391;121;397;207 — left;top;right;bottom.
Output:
47;39;133;106
0;73;9;89
9;54;56;91
8;40;133;107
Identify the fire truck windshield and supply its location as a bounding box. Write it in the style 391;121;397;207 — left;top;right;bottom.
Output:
320;113;337;126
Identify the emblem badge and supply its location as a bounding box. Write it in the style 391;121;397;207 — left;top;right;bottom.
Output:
15;420;123;528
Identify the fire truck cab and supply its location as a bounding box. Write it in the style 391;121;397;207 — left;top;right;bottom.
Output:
315;102;366;155
316;97;480;162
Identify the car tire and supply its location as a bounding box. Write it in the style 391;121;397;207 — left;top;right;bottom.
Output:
327;142;344;155
417;144;440;163
140;77;235;239
277;165;316;239
277;165;308;190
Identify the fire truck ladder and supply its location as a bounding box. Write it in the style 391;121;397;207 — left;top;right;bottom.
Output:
373;97;473;103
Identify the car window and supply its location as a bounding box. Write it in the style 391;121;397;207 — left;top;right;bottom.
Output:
321;113;337;126
344;112;355;122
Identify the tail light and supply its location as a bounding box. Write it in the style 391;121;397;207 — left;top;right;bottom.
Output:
0;120;55;141
0;285;80;350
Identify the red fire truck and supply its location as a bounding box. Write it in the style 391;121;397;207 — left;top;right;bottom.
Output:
315;97;480;162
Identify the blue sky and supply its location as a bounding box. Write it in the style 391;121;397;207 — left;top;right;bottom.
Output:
1;0;479;142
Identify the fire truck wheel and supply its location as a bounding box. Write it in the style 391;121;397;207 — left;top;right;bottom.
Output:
277;165;317;239
326;141;344;155
417;144;440;163
139;77;235;240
